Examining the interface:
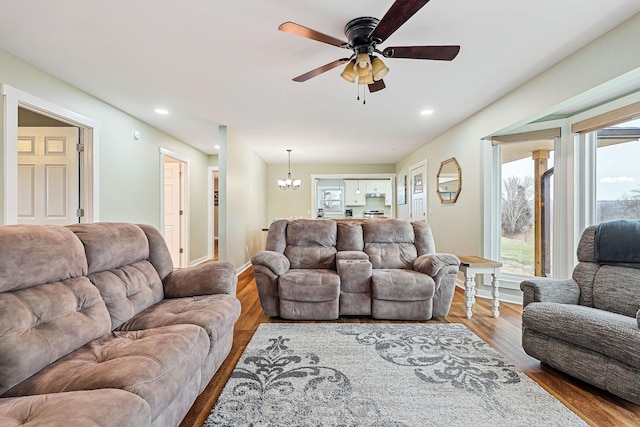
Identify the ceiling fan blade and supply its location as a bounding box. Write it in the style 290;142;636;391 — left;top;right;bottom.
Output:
370;0;430;43
279;22;348;48
292;58;350;82
383;45;460;61
368;80;386;93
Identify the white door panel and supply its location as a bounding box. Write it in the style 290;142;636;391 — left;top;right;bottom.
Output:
17;127;79;225
164;161;182;267
410;163;428;222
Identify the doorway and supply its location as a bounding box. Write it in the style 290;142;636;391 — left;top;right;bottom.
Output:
18;125;80;225
161;149;189;268
1;85;98;225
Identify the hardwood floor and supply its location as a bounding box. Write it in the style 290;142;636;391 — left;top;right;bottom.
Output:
180;268;640;427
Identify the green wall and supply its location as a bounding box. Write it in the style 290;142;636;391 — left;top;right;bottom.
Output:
0;50;212;263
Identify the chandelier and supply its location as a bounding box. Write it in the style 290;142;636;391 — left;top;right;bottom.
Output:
278;149;301;190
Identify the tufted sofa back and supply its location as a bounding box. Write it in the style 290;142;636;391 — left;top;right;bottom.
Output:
266;219;338;269
573;224;640;317
363;219;416;269
0;225;112;395
67;223;167;329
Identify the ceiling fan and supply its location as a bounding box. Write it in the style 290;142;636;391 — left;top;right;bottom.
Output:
279;0;460;94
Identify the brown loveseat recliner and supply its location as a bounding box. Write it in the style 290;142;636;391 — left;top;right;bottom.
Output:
251;218;460;320
0;222;241;427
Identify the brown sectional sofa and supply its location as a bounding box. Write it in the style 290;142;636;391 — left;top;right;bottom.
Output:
251;218;460;320
0;222;241;427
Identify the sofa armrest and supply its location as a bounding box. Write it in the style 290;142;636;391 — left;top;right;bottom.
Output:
163;260;237;298
520;277;580;308
0;389;151;427
413;253;460;277
251;251;290;276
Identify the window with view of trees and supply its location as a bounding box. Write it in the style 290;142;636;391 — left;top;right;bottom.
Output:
595;118;640;223
499;141;554;277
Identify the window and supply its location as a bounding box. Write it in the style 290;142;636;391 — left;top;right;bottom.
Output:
317;186;344;215
498;138;555;278
595;118;640;222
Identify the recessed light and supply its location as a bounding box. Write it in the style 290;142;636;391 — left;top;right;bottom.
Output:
420;109;434;116
214;145;220;149
155;108;169;115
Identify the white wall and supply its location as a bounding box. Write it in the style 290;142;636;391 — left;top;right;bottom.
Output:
219;127;268;270
0;49;212;262
396;12;640;299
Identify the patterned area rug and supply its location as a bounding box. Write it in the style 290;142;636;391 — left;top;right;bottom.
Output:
205;323;586;426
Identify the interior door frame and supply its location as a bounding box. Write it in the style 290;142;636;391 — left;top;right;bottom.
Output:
159;148;189;267
1;84;99;224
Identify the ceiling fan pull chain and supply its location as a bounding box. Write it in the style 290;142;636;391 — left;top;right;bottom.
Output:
356;81;360;101
363;86;366;105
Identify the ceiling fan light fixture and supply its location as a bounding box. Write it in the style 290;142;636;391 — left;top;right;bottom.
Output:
358;73;374;85
354;53;372;77
340;59;357;83
371;57;389;81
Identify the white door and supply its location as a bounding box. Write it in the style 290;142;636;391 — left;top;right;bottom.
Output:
164;160;182;267
410;163;428;222
17;127;79;225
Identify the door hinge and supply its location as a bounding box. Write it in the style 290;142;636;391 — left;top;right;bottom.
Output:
77;143;85;152
179;248;184;254
179;210;184;215
77;208;85;217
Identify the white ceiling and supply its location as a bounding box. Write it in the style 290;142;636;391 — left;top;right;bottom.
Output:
1;0;639;164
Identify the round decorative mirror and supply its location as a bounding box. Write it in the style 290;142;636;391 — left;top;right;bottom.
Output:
436;157;461;204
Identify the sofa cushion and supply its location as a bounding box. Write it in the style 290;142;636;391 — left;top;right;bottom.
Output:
337;222;364;251
118;294;241;352
363;219;418;269
365;243;418;270
0;389;151;427
265;219;288;253
592;265;640;318
371;270;435;301
0;224;87;293
279;269;340;302
522;302;640;368
412;221;436;256
0;277;111;395
67;223;149;274
285;220;338;269
3;324;210;420
137;223;174;280
88;260;165;329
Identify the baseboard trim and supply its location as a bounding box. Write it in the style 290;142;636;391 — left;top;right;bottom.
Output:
236;262;252;275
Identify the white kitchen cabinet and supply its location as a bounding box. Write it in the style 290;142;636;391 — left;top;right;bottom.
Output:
365;180;385;194
365;180;392;205
344;180;366;206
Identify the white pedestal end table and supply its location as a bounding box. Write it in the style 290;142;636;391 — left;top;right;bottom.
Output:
457;255;502;319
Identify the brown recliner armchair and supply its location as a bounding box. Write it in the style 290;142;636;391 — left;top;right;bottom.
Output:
520;220;640;404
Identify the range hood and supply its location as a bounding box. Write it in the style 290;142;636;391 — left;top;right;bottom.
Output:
365;192;385;198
